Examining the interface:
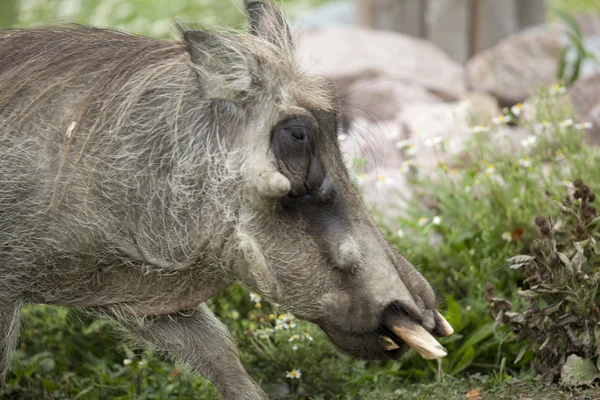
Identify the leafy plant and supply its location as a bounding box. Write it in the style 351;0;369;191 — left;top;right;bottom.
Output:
490;178;600;384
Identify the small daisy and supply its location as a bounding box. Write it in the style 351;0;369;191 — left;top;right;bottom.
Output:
304;333;314;341
492;115;512;125
550;84;567;95
555;150;565;162
292;344;299;351
288;334;300;342
424;136;443;147
123;359;132;366
395;229;405;238
395;139;412;149
484;165;496;177
518;157;532;168
404;144;417;157
417;217;429;227
398;160;414;174
432;216;442;225
375;175;393;188
559;119;574;128
501;232;513;242
470;125;490;134
286;369;302;379
138;360;146;367
520;135;537;148
337;134;348;142
575;122;593;130
510;103;524;117
533;120;553;133
249;293;261;303
355;173;366;185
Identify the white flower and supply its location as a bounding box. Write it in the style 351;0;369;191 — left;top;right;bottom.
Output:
559;119;574;128
249;293;261;303
550;84;567;95
575;122;593;130
355;173;366;185
492;115;512;125
404;144;417;157
337;134;348;141
470;125;490;134
518;157;532;168
375;175;393;188
555;150;565;162
533;120;553;133
501;232;513;242
395;229;405;238
484;165;496;177
432;216;442;225
398;160;414;174
123;359;132;366
395;139;412;149
138;360;146;367
286;369;302;379
417;217;429;227
520;135;537;148
304;333;314;341
289;322;296;328
424;136;443;147
510;103;524;116
292;344;299;351
288;334;299;342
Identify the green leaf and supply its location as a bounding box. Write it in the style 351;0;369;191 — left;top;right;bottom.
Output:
456;322;494;358
444;296;462;332
450;346;475;375
555;9;583;39
560;354;600;387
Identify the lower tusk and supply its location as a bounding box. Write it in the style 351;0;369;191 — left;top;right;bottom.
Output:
387;317;447;360
434;310;454;337
380;336;400;351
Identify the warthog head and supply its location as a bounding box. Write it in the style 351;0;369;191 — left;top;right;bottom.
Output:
211;1;453;359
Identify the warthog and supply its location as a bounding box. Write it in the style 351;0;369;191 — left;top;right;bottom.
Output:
0;1;453;398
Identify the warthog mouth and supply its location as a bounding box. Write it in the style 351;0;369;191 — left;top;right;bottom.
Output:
321;309;454;361
378;311;453;360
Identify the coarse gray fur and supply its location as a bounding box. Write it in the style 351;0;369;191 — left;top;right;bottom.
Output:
0;1;444;398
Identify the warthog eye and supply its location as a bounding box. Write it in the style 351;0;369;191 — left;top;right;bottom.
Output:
271;116;325;198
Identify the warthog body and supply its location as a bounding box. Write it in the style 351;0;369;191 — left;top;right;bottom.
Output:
0;1;452;398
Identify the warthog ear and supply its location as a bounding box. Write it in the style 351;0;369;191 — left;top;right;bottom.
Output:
183;30;254;102
245;0;293;50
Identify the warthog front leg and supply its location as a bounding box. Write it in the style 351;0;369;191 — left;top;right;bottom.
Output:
0;300;22;390
109;303;266;400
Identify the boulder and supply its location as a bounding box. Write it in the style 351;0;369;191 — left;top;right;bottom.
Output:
341;79;444;122
297;26;466;103
570;73;600;145
466;24;563;106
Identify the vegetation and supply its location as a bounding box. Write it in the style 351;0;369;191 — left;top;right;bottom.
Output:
3;1;600;399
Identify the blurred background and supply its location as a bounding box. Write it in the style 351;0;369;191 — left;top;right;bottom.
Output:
2;1;600;399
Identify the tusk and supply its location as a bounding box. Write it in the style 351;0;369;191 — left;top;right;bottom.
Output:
434;310;454;337
380;336;400;351
387;316;448;360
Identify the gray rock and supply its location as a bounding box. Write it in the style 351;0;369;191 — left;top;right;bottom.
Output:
297;25;466;103
466;24;563;106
